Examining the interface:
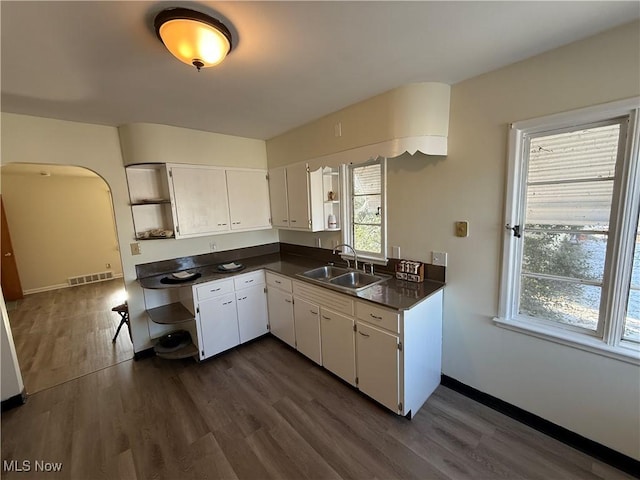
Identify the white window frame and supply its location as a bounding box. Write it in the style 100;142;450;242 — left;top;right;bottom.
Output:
496;98;640;365
342;157;388;264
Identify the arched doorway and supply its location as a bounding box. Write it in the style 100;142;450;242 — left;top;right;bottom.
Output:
1;163;131;393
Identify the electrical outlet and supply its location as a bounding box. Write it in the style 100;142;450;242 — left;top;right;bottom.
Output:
314;237;322;248
130;243;141;255
432;251;447;266
455;221;469;237
334;121;342;137
210;241;217;252
392;246;401;258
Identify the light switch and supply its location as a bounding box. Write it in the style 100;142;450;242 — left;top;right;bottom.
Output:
455;221;469;237
392;246;401;258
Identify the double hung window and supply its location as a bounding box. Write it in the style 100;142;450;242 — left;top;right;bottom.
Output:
498;99;640;363
343;158;387;263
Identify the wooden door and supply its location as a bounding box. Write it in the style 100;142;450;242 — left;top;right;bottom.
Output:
320;307;356;386
356;321;399;413
226;169;271;230
286;163;310;230
236;284;268;343
266;287;295;347
268;167;289;228
168;165;230;237
293;297;322;364
197;292;240;359
1;196;23;301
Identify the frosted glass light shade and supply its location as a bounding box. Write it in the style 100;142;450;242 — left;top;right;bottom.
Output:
155;8;232;70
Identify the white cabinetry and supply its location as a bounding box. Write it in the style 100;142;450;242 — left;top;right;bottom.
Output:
194;279;239;360
356;322;399;412
234;271;268;343
168;164;230;238
268;167;289;228
320;308;356;386
193;270;270;360
354;291;443;416
268;164;339;232
292;297;321;365
266;272;296;347
226;169;271;231
126;163;272;240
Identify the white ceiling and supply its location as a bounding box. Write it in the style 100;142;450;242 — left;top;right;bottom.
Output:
1;1;638;140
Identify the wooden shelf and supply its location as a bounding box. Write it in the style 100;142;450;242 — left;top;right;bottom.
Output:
146;302;193;324
154;342;198;360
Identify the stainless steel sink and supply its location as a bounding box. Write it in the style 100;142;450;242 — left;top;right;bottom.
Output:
329;271;384;290
299;265;349;280
297;265;388;292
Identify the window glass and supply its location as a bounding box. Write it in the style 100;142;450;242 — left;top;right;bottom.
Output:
518;122;622;332
624;210;640;343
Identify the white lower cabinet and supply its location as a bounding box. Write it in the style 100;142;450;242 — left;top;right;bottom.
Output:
236;285;268;343
320;308;356;386
197;291;240;360
194;271;267;360
356;321;399;412
293;297;322;364
234;271;268;343
266;273;296;347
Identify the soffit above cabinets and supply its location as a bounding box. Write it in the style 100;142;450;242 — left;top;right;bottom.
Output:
267;82;451;169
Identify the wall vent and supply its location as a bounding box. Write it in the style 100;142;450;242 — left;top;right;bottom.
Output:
67;271;114;286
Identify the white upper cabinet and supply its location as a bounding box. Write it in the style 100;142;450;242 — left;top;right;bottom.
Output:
226;169;271;231
268;167;289;228
168;164;230;238
268;163;336;232
286;162;312;230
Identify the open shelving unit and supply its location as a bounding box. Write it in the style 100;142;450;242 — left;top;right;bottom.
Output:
125;164;176;240
322;166;341;231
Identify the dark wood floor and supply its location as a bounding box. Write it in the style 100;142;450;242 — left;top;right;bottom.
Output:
6;279;133;393
1;336;633;480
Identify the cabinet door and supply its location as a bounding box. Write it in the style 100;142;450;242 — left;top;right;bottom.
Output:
197;292;240;359
236;285;268;343
267;287;295;347
286;163;311;230
226;169;271;231
169;165;230;237
293;297;322;364
320;308;356;386
268;167;289;228
356;322;399;413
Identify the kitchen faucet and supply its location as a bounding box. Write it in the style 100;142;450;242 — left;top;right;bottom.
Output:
333;243;358;271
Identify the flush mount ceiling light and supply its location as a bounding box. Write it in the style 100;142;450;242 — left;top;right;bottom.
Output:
154;7;233;71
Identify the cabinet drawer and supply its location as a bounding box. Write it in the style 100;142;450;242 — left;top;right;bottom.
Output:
195;279;234;301
266;272;292;292
234;270;265;290
356;301;400;334
293;280;354;316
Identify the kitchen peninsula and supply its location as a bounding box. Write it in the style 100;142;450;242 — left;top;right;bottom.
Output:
136;243;445;418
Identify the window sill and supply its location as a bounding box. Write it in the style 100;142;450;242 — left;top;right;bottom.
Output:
493;317;640;366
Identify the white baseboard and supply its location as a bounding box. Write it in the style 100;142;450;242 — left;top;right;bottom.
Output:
23;273;124;295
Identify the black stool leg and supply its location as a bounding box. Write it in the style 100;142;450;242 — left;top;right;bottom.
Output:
112;312;127;343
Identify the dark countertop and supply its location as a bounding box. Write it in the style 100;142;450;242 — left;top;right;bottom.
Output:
138;253;444;311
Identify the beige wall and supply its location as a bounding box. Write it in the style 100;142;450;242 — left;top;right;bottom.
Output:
0;115;277;355
1;171;123;293
267;21;640;459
